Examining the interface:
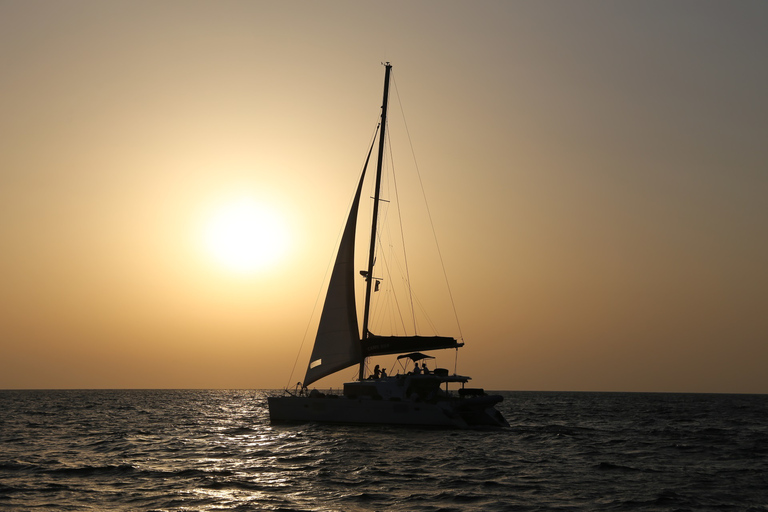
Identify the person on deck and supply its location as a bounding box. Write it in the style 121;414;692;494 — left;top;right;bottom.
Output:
380;368;387;378
372;365;381;379
413;363;421;375
422;362;430;375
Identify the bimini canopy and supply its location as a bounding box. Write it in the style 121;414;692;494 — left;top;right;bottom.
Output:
397;352;435;362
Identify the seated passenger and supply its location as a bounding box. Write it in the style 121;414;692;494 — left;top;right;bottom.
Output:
372;365;381;379
380;368;387;378
421;362;430;375
413;363;421;375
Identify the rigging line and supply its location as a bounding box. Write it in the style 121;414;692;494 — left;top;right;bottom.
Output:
388;247;417;334
283;122;381;390
454;347;459;376
285;282;326;390
370;229;409;335
383;243;441;336
386;119;418;333
410;288;440;335
391;70;465;342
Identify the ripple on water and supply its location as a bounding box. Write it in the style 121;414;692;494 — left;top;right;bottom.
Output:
1;390;767;511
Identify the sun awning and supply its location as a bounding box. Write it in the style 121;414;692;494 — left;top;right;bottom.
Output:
396;352;436;362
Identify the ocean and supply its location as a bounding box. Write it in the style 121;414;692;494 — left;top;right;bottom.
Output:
1;390;766;511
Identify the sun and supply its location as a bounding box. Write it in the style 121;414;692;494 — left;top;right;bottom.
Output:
202;197;289;274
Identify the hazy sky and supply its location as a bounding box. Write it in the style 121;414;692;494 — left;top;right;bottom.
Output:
2;1;766;392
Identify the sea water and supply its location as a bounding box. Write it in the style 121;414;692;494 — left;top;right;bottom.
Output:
1;390;766;511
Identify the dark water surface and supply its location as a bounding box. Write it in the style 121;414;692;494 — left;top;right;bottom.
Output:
1;390;767;511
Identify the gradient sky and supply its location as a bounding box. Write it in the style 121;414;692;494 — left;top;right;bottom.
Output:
2;1;766;392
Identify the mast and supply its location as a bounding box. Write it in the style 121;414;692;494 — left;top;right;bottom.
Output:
359;62;392;381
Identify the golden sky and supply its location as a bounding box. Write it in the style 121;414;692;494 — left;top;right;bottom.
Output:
1;1;766;392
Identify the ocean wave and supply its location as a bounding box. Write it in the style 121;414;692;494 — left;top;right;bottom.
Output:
48;464;138;477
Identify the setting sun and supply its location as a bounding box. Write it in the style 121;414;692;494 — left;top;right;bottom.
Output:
202;197;289;274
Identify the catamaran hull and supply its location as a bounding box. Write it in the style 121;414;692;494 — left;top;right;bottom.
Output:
267;395;508;428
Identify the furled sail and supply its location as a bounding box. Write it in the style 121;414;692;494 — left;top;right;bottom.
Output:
303;168;368;387
362;335;463;358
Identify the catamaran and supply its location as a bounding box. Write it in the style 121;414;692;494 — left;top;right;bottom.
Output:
267;64;508;428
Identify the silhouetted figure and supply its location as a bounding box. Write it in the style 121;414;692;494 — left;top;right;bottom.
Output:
413;363;421;375
422;362;430;374
372;365;381;379
380;368;387;378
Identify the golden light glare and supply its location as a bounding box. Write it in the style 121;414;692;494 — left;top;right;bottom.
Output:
202;198;289;274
